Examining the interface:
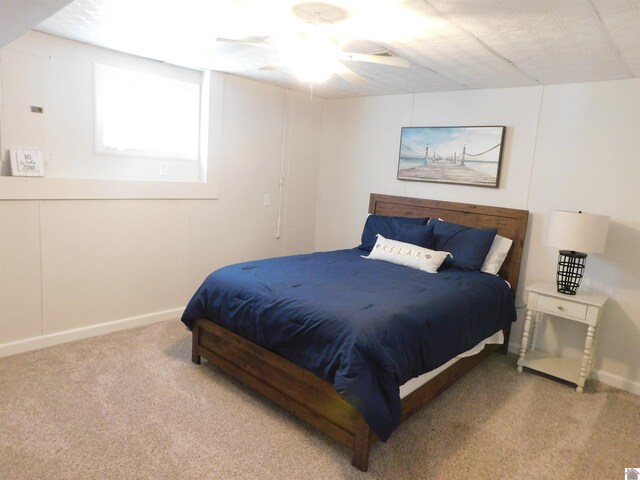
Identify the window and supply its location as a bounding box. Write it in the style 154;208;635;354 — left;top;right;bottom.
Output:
0;35;222;199
94;63;201;162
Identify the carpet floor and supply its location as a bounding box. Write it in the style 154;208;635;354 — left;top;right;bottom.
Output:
1;320;638;479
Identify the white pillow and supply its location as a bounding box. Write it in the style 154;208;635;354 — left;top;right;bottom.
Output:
363;235;452;274
481;234;513;275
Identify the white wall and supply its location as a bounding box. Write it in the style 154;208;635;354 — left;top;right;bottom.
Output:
0;32;219;196
2;29;637;398
0;34;324;354
525;80;640;392
315;80;640;394
315;87;542;254
1;33;207;182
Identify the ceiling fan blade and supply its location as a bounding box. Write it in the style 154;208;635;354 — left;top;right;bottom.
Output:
338;51;410;68
216;37;272;49
334;63;367;86
259;64;282;71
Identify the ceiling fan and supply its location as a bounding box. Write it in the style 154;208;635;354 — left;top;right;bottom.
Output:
216;2;410;86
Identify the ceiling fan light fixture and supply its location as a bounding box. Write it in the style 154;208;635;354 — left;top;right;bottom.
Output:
291;60;337;83
282;29;340;83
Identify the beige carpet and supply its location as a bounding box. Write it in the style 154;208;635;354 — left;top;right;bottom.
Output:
1;320;638;480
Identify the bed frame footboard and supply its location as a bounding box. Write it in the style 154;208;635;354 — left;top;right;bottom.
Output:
191;318;372;468
191;318;502;471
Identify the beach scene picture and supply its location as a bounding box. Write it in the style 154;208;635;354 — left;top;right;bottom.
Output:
397;126;505;187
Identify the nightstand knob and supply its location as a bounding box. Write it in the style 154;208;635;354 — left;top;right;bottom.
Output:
557;305;564;311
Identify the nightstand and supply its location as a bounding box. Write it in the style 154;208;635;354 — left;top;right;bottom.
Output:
517;281;607;392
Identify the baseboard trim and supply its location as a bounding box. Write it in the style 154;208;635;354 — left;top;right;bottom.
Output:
0;307;184;358
590;370;640;396
508;341;640;396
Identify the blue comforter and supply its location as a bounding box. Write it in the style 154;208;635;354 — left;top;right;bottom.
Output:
181;249;515;441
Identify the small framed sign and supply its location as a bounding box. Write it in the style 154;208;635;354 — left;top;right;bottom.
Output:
10;149;45;177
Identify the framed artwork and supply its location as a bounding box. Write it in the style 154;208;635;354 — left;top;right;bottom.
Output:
397;126;506;188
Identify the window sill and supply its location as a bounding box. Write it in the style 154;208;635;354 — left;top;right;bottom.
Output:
0;176;220;200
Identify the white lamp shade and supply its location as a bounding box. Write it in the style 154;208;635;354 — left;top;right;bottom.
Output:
548;210;609;254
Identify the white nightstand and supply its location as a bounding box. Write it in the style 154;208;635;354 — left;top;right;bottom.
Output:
517;281;608;393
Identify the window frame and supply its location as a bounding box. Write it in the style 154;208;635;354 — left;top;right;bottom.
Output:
93;63;202;163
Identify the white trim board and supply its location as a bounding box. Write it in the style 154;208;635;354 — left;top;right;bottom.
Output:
0;307;183;358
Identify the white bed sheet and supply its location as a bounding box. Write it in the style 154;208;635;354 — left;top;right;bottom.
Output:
399;330;504;399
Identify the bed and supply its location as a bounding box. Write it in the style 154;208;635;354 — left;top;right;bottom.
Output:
184;194;529;471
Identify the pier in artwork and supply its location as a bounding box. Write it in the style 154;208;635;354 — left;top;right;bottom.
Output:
398;159;496;186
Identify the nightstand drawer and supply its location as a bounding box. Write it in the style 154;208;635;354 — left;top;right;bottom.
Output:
537;296;588;319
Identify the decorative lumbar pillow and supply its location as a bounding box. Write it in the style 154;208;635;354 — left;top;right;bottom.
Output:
432;219;498;271
481;234;513;275
363;235;452;273
358;214;429;252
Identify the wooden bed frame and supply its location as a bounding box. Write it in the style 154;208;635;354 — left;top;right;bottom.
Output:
190;194;529;471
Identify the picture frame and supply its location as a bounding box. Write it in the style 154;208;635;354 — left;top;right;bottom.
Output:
397;126;506;188
9;149;45;177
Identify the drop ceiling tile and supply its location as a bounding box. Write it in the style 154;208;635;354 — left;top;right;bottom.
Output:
356;62;464;93
30;0;640;98
591;0;640;16
563;16;608;46
529;22;578;49
494;26;538;44
378;0;469;48
404;37;537;88
598;7;640;75
542;0;596;22
517;50;629;84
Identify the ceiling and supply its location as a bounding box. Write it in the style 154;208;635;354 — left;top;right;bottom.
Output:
30;0;640;98
0;0;74;47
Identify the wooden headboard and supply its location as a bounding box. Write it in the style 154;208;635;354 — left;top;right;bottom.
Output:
369;194;529;293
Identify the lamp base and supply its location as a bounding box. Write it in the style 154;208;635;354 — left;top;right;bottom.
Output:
556;250;587;295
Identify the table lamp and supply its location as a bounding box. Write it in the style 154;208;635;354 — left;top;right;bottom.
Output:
547;210;609;295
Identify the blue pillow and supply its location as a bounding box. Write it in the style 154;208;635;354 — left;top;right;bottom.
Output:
358;215;429;251
394;222;435;249
432;220;497;270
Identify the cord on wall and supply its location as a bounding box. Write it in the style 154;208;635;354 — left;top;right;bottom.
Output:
275;89;289;239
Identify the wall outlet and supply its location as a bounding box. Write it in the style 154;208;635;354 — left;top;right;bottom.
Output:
263;194;271;206
160;162;168;175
